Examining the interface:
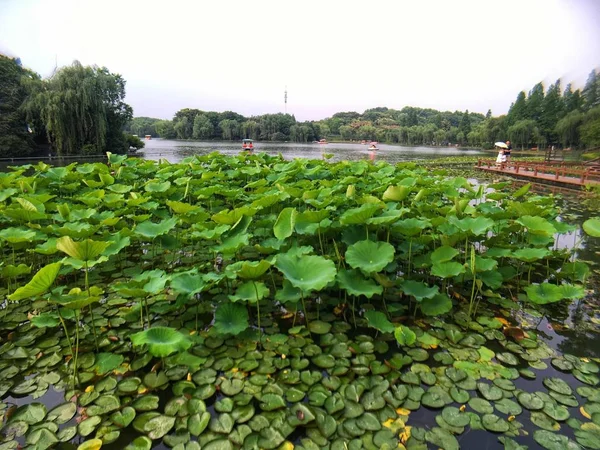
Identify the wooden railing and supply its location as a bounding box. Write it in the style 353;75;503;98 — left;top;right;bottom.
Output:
477;160;600;184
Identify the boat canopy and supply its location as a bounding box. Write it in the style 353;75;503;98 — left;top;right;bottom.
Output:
243;139;254;143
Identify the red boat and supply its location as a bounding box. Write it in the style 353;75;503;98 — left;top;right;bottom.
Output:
242;139;254;150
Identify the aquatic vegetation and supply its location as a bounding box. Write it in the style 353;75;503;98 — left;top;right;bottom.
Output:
0;152;598;449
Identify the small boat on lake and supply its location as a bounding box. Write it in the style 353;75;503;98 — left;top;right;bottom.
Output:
242;139;254;151
368;141;379;150
319;139;328;145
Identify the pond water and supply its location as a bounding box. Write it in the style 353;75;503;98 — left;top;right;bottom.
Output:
140;139;486;164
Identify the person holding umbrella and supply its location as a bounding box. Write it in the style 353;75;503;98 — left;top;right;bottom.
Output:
495;141;508;165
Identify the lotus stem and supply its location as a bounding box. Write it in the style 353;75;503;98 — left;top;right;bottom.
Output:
73;310;80;388
407;239;412;279
57;307;75;389
252;281;262;344
301;292;311;334
351;295;357;328
317;224;324;255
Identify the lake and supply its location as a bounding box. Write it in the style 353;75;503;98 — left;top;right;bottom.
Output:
140;139;486;164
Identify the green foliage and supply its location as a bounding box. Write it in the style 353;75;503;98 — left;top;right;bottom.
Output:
130;327;192;357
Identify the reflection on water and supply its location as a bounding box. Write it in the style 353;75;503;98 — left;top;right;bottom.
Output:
141;139;485;164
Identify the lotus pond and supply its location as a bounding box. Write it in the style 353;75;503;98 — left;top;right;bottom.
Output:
1;152;600;450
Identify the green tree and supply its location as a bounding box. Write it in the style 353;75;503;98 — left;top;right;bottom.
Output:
26;61;132;155
540;79;564;143
555;110;584;148
155;120;176;139
219;119;240;140
526;82;545;123
508;119;538;149
580;106;600;148
459;110;471;137
563;83;584;113
192;114;214;139
582;69;600;111
506;91;527;125
0;55;36;157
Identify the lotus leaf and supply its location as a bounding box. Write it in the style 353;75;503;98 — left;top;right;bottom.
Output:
275;253;336;292
582;218;600;237
400;280;438;301
425;427;459;450
421;293;453;316
8;262;62;301
482;413;510;432
273;207;298;240
394;325;416;346
364;311;394;333
336;269;383;298
345;239;395;273
531;411;560;431
78;416;102;437
441;406;470;427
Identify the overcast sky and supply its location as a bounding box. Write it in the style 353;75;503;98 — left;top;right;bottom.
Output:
1;0;599;121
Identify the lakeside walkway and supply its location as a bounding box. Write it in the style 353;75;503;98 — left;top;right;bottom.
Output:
476;160;600;189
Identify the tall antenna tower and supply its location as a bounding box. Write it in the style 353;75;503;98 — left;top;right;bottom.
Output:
284;86;288;114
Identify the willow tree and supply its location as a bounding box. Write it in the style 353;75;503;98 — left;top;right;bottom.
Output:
26;61;132;155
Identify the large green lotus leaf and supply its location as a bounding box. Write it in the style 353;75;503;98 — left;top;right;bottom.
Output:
0;227;36;244
558;284;585;300
366;208;406;225
230;260;271;279
211;206;256;225
274;279;302;304
336;269;383;298
102;232;131;257
345;240;394;273
394;217;431;236
214;303;249;336
56;236;109;261
1;263;31;278
229;281;269;303
144;180;171;193
430;246;460;264
308;320;332;334
275;253;336;292
449;216;494;236
25;428;59;449
516;216;557;236
273;207;297;240
364;311;394;333
425;427;459;450
583;218;600;237
431;261;465;278
400;280;439;301
135;217;178;239
534;430;580;450
170;269;205;296
394;325;416;346
513;248;549;262
525;283;564;304
340;203;381;225
50;286;103;310
382;185;411;201
560;262;590;283
131;327;191;357
213;233;250;254
8;262;61;301
421;294;452;316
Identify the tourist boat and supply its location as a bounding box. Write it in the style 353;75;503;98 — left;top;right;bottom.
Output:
242;139;254;150
319;139;328;145
368;141;379;150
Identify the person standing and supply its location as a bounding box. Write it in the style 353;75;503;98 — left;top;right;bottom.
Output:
505;140;512;161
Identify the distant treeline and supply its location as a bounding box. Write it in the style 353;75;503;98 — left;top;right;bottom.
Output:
126;69;600;150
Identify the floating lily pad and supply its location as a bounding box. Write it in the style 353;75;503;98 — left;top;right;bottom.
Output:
425;427;459;450
482;414;510;432
441;406;470;427
469;398;493;414
517;392;545;410
534;430;580;450
543;377;573;396
530;411;560;431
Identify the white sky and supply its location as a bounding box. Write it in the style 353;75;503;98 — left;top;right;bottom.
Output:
1;0;599;121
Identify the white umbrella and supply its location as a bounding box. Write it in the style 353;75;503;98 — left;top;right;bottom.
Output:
495;142;508;149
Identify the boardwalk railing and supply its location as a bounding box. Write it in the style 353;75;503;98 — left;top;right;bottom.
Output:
476;160;600;184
